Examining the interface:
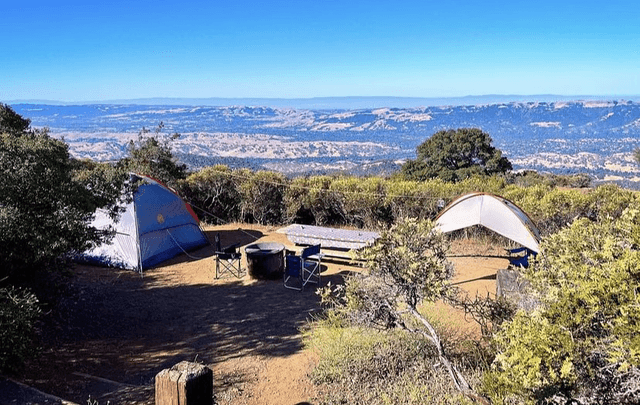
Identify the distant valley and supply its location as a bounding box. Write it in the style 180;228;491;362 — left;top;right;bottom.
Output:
12;100;640;188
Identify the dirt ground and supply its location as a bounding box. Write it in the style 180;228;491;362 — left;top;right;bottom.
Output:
12;224;510;405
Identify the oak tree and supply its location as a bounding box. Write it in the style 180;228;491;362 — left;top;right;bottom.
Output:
402;128;512;182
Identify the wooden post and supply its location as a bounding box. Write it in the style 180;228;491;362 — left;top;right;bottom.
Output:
155;361;213;405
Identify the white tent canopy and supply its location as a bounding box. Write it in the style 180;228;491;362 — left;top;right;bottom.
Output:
434;192;541;253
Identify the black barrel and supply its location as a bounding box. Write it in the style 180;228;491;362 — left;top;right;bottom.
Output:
244;242;285;279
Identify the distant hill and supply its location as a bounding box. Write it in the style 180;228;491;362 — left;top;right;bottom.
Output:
10;100;640;187
8;95;640;109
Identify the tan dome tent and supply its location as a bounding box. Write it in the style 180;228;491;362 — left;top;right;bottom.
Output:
434;192;541;253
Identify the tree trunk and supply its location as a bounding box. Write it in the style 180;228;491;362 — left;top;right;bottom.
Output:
407;306;490;404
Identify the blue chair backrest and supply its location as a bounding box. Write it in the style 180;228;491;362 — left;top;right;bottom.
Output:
302;244;320;259
286;255;302;277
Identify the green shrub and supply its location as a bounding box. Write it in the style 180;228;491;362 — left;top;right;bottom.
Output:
238;170;287;225
454;174;508;196
503;183;637;235
507;171;592;189
305;313;478;405
588;183;637;219
179;165;242;224
384;179;431;220
0;286;41;372
331;176;393;228
483;209;640;404
289;175;345;225
1;128;127;279
182;165;637;238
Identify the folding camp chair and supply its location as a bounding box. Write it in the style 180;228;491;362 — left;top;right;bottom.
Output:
284;254;304;290
301;244;323;287
507;247;537;268
214;233;243;279
284;244;323;291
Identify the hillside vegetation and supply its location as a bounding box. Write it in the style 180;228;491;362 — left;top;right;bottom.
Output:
2;104;639;403
178;165;632;236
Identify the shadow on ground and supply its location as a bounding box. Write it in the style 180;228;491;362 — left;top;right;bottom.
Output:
14;228;347;404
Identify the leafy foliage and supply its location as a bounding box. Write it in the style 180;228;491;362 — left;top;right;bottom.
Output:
356;218;455;309
0;109;127;373
175;163;637;237
238;170;287;225
402;128;512;182
0;129;126;279
118;123;186;186
304;313;478;405
178;165;242;224
72;159;132;220
284;176;345;225
507;170;592;189
319;218;487;401
0;103;31;136
484;210;640;404
330;176;394;228
0;286;41;372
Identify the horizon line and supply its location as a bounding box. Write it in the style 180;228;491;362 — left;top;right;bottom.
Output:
5;94;640;109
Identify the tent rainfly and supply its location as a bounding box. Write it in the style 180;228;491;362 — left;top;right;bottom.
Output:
434;192;541;253
83;174;209;271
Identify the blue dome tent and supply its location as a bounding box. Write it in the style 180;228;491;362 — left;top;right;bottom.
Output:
84;174;209;271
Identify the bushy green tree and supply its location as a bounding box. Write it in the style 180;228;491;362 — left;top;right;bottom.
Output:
322;218;487;402
238;170;287;225
118;122;186;186
0;286;41;372
0;117;126;280
484;210;640;404
178;165;242;224
0;109;126;372
0;104;31;136
402;128;512;182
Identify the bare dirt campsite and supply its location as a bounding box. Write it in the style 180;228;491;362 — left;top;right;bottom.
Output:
10;223;509;405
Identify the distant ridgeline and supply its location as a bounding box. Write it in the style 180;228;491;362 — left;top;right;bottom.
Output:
12;101;640;187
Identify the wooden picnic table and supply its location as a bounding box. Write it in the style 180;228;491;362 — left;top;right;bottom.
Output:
277;224;380;251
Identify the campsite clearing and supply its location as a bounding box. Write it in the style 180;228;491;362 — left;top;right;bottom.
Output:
9;223;509;404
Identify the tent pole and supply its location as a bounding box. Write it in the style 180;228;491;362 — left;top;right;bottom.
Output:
132;190;143;276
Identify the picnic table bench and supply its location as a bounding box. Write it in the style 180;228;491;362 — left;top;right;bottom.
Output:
277;224;380;260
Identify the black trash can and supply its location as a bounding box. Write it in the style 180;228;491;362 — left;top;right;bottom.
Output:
244;242;285;279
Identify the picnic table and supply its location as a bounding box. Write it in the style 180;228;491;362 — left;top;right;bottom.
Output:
277;224;379;251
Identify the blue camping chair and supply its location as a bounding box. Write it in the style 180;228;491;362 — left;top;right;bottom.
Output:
214;233;243;279
284;244;323;290
507;247;537;268
301;244;322;285
284;254;304;290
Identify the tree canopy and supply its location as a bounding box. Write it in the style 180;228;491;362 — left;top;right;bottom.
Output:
117;123;187;187
0;110;126;280
322;218;484;401
0;104;31;136
484;209;640;404
402;128;512;182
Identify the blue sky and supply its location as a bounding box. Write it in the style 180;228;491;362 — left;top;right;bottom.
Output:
2;0;639;101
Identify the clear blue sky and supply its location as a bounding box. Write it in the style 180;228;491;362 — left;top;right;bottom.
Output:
2;0;639;102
